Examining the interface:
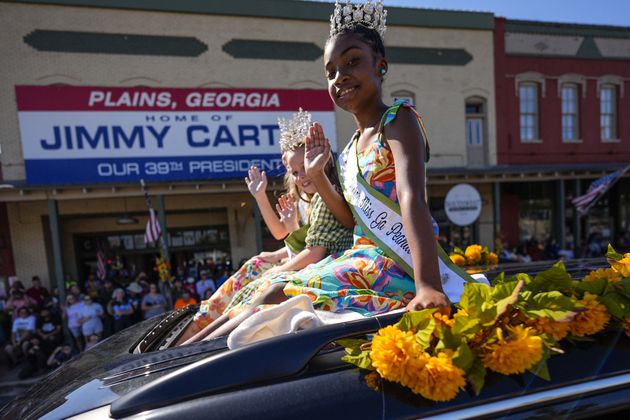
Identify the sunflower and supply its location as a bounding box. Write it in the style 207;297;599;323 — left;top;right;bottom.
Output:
465;245;483;266
528;316;571;341
408;351;466;402
481;325;544;375
370;325;423;383
610;254;630;278
432;312;455;328
583;268;622;283
450;254;466;267
569;292;610;337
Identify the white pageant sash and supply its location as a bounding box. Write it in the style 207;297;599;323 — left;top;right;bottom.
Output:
338;139;481;302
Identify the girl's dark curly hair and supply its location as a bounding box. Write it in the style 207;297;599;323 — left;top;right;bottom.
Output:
327;22;385;59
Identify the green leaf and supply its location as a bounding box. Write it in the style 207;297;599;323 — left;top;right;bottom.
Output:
336;338;368;352
613;278;630;299
467;357;487;396
495;280;525;318
437;323;461;350
530;261;573;293
490;280;519;301
599;293;630;319
459;282;492;315
452;342;474;371
396;308;438;332
522;291;577;321
505;273;533;289
454;246;465;256
531;291;577;311
490;271;506;286
342;351;374;370
606;244;623;261
528;352;551;381
576;279;608;296
524;309;574;321
452;316;481;337
414;318;436;350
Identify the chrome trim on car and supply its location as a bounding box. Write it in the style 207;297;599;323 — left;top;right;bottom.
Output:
423;372;630;419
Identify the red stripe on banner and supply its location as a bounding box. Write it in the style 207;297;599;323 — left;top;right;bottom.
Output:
15;86;334;112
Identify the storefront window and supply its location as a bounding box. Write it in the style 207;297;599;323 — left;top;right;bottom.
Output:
518;199;552;243
75;225;230;282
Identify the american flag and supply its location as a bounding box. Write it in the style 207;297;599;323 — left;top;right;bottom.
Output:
144;207;162;244
572;165;630;214
96;248;107;281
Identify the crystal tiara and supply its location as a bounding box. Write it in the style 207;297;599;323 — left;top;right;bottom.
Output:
329;0;387;39
278;108;312;153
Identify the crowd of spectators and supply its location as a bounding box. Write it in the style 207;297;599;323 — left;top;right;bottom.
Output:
0;257;234;379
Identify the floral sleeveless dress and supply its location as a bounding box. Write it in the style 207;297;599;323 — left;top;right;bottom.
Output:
227;100;438;317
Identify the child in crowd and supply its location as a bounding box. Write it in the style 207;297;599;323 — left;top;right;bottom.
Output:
177;109;353;344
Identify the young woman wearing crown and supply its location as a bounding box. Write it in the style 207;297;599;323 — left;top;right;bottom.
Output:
181;1;479;343
273;0;478;315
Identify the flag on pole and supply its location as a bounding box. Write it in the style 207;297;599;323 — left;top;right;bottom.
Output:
96;248;107;281
572;165;630;214
144;207;162;245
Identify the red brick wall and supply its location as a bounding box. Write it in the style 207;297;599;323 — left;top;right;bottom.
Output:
494;18;630;165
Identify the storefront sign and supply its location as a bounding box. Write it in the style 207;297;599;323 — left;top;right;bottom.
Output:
15;86;336;185
444;183;482;226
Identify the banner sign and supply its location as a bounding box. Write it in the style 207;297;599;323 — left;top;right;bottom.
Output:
15;86;336;185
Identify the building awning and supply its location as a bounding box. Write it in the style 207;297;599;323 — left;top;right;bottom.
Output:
1;162;627;201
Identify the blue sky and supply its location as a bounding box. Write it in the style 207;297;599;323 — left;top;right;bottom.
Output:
304;0;630;27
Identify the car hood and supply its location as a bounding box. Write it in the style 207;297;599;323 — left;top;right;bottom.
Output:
0;315;229;420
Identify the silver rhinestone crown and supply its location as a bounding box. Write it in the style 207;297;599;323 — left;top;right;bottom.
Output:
278;108;312;153
329;0;387;39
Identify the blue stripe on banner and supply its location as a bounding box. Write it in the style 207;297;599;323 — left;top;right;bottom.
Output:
25;154;286;185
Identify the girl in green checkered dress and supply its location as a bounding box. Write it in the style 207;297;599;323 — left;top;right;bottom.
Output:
179;110;353;344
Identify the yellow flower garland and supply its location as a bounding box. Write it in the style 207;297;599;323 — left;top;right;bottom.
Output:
449;244;499;269
341;244;630;403
411;352;466;402
371;325;423;383
528;317;571;341
569;292;610;337
584;268;622;283
481;326;543;375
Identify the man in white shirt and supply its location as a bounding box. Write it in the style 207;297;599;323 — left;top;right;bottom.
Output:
5;307;37;364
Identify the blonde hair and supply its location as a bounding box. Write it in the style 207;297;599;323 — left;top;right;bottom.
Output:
281;145;341;205
282;148;308;204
